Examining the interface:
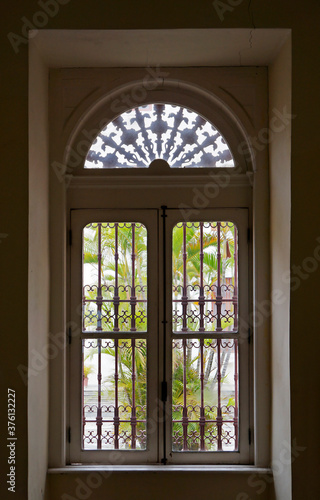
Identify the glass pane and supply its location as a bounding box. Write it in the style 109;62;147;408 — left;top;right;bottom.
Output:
84;104;234;169
82;338;147;450
82;222;147;333
172;338;238;452
172;221;238;333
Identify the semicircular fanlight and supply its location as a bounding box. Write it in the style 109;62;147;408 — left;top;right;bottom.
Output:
84;103;234;169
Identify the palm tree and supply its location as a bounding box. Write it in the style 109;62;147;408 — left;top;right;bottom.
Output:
83;223;147;332
171;222;236;450
172;338;236;451
83;220;237;451
83;222;148;449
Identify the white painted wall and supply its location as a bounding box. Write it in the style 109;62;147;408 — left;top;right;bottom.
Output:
269;37;292;500
27;29;292;499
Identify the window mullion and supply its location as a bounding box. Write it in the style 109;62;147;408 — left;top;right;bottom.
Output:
160;205;168;465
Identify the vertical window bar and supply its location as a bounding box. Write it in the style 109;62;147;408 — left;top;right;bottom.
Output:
199;222;205;332
233;225;238;332
182;338;188;450
131;338;137;449
82;240;86;330
161;205;167;464
82;299;86;331
96;338;102;449
114;339;119;449
217;338;222;450
182;223;188;332
97;223;102;331
216;222;222;332
199;338;205;450
82;341;85;448
130;224;137;332
234;339;239;450
114;223;120;332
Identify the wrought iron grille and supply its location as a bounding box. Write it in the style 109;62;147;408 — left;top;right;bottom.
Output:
172;221;238;333
172;338;238;452
82;339;147;450
171;220;239;452
82;222;148;451
85;104;234;169
80;218;240;454
82;222;147;333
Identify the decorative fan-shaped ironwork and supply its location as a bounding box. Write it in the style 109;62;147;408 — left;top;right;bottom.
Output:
84;104;234;169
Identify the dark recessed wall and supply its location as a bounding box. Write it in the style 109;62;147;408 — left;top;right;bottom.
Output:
1;2;319;499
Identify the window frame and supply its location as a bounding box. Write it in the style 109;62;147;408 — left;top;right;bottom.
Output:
69;209;159;464
68;207;250;465
163;208;250;465
48;66;269;468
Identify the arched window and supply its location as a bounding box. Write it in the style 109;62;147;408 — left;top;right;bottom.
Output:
84;103;234;169
49;67;269;468
68;105;252;465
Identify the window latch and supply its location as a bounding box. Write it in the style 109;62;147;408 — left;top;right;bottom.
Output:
67;426;71;443
67;326;72;345
161;381;167;402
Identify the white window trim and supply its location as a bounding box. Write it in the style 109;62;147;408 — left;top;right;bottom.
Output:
48;66;270;468
69;209;159;464
68;206;250;465
164;207;250;465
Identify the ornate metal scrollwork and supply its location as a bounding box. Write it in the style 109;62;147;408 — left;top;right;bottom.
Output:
85;104;234;169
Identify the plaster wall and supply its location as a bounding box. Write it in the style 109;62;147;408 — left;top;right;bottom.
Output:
269;37;292;500
1;1;319;499
28;44;50;500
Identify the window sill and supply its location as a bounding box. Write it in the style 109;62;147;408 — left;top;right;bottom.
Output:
48;465;272;474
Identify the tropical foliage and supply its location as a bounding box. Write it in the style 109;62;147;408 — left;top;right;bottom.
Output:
82;222;147;333
83;221;237;450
